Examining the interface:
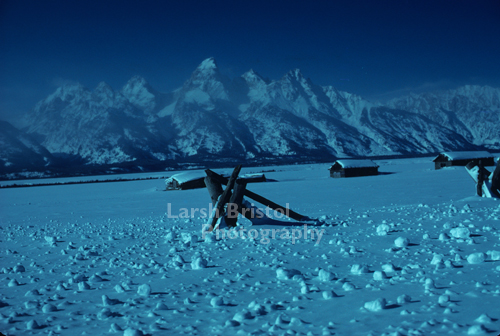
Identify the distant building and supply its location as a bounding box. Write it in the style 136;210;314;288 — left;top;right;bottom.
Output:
432;151;494;170
165;172;207;190
165;172;266;190
329;159;379;178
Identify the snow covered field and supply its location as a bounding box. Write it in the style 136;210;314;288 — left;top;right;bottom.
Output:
1;157;500;336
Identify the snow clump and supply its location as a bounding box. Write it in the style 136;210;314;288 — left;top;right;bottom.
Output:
394;237;409;247
376;224;391;236
137;284;152;296
123;328;144;336
351;264;370;275
191;257;208;270
467;253;485;264
276;268;302;280
317;269;335;281
210;297;225;307
486;250;500;261
364;298;387;312
373;271;388;281
450;227;470;239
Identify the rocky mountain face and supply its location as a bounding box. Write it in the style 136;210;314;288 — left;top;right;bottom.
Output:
0;120;53;172
2;58;497;176
24;81;176;166
387;85;500;149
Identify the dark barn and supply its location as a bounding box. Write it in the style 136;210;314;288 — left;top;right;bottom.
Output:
329;159;379;178
433;151;494;170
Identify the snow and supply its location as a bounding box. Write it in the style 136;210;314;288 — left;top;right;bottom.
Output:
165;170;206;185
363;298;387;312
1;158;500;335
388;85;500;148
157;101;176;117
434;151;493;161
197;57;218;72
183;89;213;107
331;159;379;169
121;76;156;113
10;57;498;170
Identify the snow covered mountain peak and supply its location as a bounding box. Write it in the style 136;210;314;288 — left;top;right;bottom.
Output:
280;68;318;94
272;68;336;118
196;57;218;72
7;59;499;173
182;57;230;101
124;75;149;87
282;68;317;89
121;75;159;114
95;81;113;92
93;82;116;103
284;68;305;79
46;82;89;103
242;69;268;86
189;57;223;84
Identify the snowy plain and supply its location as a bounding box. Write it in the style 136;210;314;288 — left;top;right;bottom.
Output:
1;157;500;336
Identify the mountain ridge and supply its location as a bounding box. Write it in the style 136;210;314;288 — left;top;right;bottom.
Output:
1;58;498;178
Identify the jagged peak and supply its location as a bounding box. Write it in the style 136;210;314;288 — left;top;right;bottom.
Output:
453;84;499;97
283;68;305;80
391;84;500;103
281;69;314;89
242;69;267;85
188;57;221;82
243;68;257;77
121;75;157;98
123;75;149;88
45;82;88;102
459;84;488;91
95;81;114;92
93;82;116;104
323;85;341;95
291;68;303;77
180;57;230;100
197;57;218;71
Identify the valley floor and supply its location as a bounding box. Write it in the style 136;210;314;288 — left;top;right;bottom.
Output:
1;157;499;335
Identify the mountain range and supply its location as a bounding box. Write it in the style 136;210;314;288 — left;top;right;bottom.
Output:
1;57;499;178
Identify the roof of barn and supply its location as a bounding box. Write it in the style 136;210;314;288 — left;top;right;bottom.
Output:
432;151;492;162
329;159;379;169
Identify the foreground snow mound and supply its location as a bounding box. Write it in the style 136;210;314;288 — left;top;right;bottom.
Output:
364;298;387;312
123;328;144;336
191;257;208;269
450;227;471;239
467;253;486;264
276;268;302;280
317;269;336;281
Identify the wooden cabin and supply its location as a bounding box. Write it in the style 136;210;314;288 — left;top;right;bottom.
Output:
165;172;207;190
165;172;266;190
238;173;267;183
432;151;494;170
329;159;379;178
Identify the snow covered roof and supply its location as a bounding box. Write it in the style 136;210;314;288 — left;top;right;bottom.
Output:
433;151;492;161
329;159;379;169
165;171;232;185
165;171;206;185
239;173;265;179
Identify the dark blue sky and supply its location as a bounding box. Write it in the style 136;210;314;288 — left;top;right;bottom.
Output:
1;0;500;125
